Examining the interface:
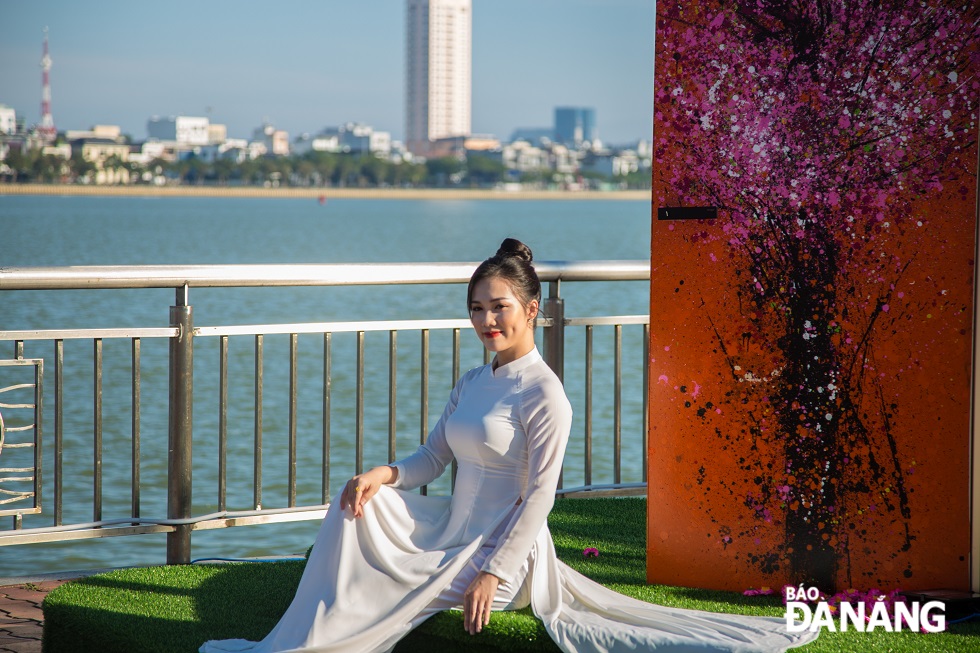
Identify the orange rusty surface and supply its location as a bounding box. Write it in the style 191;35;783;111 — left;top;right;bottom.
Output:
647;193;974;591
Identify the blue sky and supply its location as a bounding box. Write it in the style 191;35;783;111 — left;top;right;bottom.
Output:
0;1;655;146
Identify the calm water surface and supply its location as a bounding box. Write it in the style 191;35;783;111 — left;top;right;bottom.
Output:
0;195;651;576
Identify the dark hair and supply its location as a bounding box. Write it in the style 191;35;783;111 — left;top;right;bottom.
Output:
467;238;542;310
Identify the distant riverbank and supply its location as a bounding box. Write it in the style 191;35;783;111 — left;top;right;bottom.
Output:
0;183;649;201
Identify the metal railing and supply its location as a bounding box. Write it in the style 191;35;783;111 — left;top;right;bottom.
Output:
0;262;650;564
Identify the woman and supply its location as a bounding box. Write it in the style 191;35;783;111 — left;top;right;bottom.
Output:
201;239;817;653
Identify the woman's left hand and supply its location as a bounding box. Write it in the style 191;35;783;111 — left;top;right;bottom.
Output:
463;571;500;635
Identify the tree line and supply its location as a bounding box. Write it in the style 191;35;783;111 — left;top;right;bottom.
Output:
0;148;651;190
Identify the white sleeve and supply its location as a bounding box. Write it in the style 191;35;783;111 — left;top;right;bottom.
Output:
481;377;572;583
389;377;461;491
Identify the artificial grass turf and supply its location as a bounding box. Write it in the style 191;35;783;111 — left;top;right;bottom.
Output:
41;497;980;653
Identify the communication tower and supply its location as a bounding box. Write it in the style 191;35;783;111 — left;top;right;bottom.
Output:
38;27;56;142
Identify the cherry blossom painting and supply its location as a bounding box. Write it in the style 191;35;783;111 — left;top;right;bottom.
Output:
648;0;979;592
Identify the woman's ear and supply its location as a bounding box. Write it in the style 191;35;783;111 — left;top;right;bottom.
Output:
528;300;540;321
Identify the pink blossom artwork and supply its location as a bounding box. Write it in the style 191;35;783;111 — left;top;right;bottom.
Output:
648;0;980;592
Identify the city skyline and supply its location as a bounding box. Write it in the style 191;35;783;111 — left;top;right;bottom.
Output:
0;1;655;146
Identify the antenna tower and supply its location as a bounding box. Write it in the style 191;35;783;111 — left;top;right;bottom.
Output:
38;27;56;142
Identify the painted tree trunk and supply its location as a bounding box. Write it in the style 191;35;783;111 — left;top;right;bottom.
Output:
770;234;840;589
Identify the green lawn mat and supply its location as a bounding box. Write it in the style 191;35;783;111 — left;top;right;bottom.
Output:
42;498;980;652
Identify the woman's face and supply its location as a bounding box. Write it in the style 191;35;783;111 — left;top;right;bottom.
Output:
469;276;538;367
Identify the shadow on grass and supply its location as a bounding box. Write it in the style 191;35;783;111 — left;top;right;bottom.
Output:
550;497;646;586
44;562;304;653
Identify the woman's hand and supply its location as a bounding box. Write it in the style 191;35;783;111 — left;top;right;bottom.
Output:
463;571;500;635
340;465;398;518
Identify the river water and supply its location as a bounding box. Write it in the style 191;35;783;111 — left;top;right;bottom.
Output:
0;194;650;576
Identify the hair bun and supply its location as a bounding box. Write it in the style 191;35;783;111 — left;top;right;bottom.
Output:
469;237;541;309
495;238;533;264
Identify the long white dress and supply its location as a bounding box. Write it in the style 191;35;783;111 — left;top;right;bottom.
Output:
200;348;818;653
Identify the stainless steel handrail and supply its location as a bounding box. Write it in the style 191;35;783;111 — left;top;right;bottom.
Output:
0;261;649;290
0;328;178;341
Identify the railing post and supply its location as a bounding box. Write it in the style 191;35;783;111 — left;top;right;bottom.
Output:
541;280;565;489
168;285;193;564
541;280;564;382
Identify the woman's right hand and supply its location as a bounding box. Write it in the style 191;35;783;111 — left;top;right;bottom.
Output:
340;465;398;518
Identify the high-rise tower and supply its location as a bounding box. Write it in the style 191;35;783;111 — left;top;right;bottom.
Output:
555;107;597;148
405;0;471;155
38;27;56;142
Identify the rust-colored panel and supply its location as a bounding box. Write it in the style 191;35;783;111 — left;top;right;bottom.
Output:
648;0;979;593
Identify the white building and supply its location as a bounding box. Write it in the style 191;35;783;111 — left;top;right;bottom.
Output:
0;105;16;135
294;124;392;157
498;140;550;173
41;142;71;159
339;123;392;155
549;143;580;175
293;131;342;156
66;125;123;142
208;123;227;145
247;141;269;160
583;151;642;177
368;130;391;155
252;123;290;156
147;116;210;146
197;138;250;164
71;138;131;184
405;0;471;155
128;140;173;166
